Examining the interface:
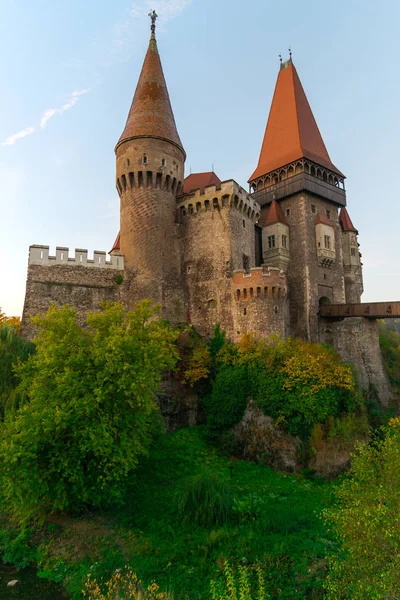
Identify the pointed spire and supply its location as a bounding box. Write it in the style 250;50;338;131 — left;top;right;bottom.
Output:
110;232;120;254
116;16;184;154
250;60;343;181
339;207;358;233
261;199;288;227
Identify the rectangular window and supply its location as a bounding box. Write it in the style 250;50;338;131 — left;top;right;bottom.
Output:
268;235;275;249
282;234;287;248
243;254;250;273
351;247;356;256
311;204;316;213
326;210;331;219
286;208;290;217
324;235;331;249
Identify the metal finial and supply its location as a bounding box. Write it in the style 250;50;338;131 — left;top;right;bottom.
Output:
289;47;292;60
148;10;158;36
279;53;282;65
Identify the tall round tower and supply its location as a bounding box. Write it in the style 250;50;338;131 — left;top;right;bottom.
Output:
115;12;186;321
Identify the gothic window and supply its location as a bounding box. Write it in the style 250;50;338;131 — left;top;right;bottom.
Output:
282;235;287;248
268;235;275;249
324;235;331;249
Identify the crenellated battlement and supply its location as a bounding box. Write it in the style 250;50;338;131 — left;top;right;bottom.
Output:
177;179;260;221
232;266;287;301
116;170;183;198
28;245;124;270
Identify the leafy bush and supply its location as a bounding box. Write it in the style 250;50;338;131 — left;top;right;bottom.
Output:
323;419;400;598
0;324;35;418
379;322;400;397
177;472;233;527
205;335;359;439
0;301;178;523
203;365;251;430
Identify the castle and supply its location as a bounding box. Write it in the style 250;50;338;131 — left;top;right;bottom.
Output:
21;14;394;404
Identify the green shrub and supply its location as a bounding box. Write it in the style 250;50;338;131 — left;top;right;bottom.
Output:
0;324;35;417
203;365;252;430
177;472;233;527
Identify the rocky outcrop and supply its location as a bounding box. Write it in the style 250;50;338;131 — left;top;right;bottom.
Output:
156;375;202;432
233;398;302;472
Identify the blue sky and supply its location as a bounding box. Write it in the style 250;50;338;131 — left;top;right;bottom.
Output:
1;0;399;316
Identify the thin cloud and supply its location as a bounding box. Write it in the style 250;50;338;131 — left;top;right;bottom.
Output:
146;0;192;24
1;127;36;147
40;88;91;128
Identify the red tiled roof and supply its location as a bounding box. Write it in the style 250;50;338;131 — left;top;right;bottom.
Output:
339;207;358;233
116;35;184;154
250;61;343;181
260;199;288;227
110;232;120;253
315;214;334;227
183;172;222;194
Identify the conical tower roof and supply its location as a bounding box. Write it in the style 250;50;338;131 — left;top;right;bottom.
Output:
261;199;288;227
250;59;343;181
116;21;184;154
339;207;358;233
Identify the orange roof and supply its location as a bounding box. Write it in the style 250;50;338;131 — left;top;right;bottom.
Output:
110;232;120;253
250;60;343;181
116;34;184;154
315;214;334;227
183;172;222;194
260;199;288;227
339;207;358;233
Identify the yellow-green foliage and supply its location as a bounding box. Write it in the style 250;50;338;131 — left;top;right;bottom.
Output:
323;419;400;598
210;561;266;600
0;301;179;523
205;335;358;438
181;344;211;387
83;567;169;599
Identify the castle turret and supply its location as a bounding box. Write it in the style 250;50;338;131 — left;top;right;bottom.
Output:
115;12;186;320
340;207;363;302
260;199;290;272
249;56;346;340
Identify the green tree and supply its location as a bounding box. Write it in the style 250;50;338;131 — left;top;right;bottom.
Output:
0;324;34;418
0;301;178;523
324;420;400;599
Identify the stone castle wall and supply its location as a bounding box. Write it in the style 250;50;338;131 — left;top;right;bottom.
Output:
179;180;260;338
273;192;346;341
232;267;288;341
21;246;123;339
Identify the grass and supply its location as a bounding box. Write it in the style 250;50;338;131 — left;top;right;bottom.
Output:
0;427;337;599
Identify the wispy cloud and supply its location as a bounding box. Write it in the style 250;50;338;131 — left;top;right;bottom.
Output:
1;127;36;147
1;88;91;147
40;88;91;128
146;0;192;24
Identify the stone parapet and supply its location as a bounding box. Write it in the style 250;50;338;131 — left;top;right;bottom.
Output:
178;179;260;221
28;245;124;270
232;266;287;301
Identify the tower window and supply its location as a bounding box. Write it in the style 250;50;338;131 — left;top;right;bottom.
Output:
243;219;246;228
286;208;290;217
311;204;316;213
351;247;356;256
324;235;331;249
162;158;166;166
243;254;250;273
326;209;331;219
143;155;148;164
268;235;275;249
282;234;287;248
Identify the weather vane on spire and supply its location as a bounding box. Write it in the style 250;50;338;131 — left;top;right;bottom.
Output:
148;10;158;35
289;47;292;60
